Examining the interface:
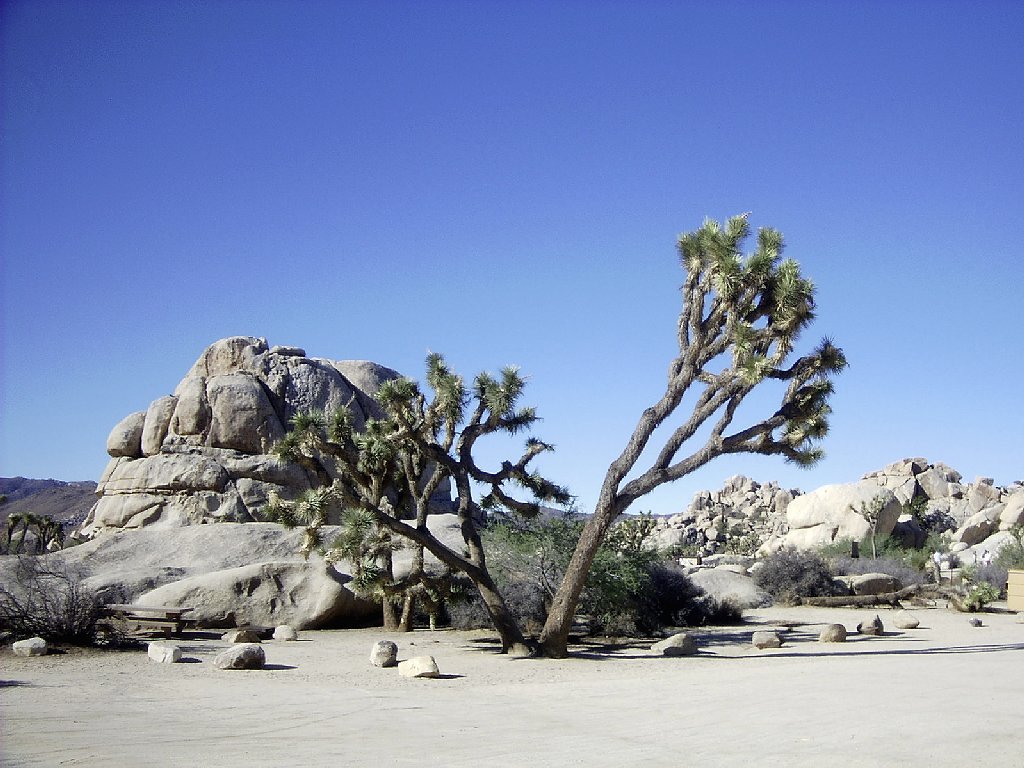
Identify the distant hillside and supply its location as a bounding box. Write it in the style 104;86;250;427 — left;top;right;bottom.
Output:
0;477;97;528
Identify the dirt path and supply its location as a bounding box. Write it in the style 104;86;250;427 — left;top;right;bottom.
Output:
2;605;1022;767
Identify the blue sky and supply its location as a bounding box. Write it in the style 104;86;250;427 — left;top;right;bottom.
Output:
2;0;1022;515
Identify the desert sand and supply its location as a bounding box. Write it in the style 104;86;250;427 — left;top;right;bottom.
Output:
2;605;1022;768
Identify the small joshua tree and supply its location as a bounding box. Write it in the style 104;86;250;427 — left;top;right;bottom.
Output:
538;214;846;656
851;494;888;558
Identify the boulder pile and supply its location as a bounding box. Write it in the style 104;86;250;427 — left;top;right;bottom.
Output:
80;336;451;536
644;458;1022;561
645;475;795;556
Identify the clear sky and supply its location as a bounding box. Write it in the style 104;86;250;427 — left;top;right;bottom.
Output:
2;0;1021;515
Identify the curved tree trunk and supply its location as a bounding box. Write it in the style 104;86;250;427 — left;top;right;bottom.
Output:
537;493;622;657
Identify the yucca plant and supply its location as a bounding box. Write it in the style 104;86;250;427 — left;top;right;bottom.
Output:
539;215;846;656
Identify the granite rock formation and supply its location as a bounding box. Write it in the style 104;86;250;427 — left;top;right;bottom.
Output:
79;336;443;536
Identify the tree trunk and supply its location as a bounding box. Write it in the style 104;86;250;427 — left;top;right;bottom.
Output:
398;595;414;631
537;493;622;657
476;576;532;654
382;599;401;631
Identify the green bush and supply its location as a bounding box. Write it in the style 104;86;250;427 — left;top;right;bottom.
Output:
480;512;733;637
754;548;840;604
996;525;1024;570
819;534;945;575
962;581;1001;612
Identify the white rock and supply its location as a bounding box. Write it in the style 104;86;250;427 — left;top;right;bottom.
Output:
148;642;182;663
398;655;440;678
107;411;146;458
783;481;900;550
857;615;884;635
651;632;697;656
214;643;266;670
818;624;847;643
12;637;47;657
273;625;298;641
370;640;399;667
140;560;373;630
893;611;920;629
751;631;782;649
222;629;262;643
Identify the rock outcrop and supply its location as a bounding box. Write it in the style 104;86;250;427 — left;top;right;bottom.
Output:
645;475;796;557
80;337;448;536
138;560;371;630
643;458;1021;559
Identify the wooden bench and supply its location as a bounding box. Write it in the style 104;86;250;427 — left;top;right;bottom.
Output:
103;604;195;637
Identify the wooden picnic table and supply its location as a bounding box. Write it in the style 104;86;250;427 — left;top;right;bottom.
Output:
103;604;195;637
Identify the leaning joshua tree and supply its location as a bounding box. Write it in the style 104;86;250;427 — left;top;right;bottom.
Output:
269;353;570;653
537;214;847;656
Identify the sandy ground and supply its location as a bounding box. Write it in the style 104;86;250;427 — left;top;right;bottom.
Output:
2;605;1022;768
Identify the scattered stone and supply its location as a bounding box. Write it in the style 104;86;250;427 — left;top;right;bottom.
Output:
857;615;884;635
751;630;783;649
214;643;266;670
651;632;698;656
148;642;182;663
273;625;298;641
370;640;399;668
893;611;920;630
222;628;262;644
818;624;847;643
12;637;47;657
968;618;984;627
397;655;440;678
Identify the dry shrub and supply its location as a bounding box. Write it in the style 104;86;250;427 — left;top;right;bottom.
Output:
0;557;103;645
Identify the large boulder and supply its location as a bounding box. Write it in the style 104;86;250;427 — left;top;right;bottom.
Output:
0;521;335;606
781;481;900;550
689;567;770;609
999;492;1024;530
850;572;900;596
137;560;375;629
80;337;442;536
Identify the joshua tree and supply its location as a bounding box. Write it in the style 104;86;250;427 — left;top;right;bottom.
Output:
852;494;888;558
270;354;570;653
537;214;846;656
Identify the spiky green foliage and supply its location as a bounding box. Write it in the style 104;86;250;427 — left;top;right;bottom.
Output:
266;354;570;651
540;214;847;656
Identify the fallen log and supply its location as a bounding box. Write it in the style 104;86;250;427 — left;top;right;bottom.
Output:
798;584;949;608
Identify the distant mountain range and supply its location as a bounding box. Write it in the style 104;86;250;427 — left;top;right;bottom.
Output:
0;477;97;528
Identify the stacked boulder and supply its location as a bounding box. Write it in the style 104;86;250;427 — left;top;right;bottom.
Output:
864;458;1024;560
80;336;449;536
645;475;796;556
644;459;1022;560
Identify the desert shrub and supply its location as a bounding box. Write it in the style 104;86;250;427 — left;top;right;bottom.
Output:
0;557;103;645
478;512;729;637
445;579;548;633
962;581;1001;612
996;525;1024;570
819;534;941;575
754;548;839;604
961;563;1009;597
